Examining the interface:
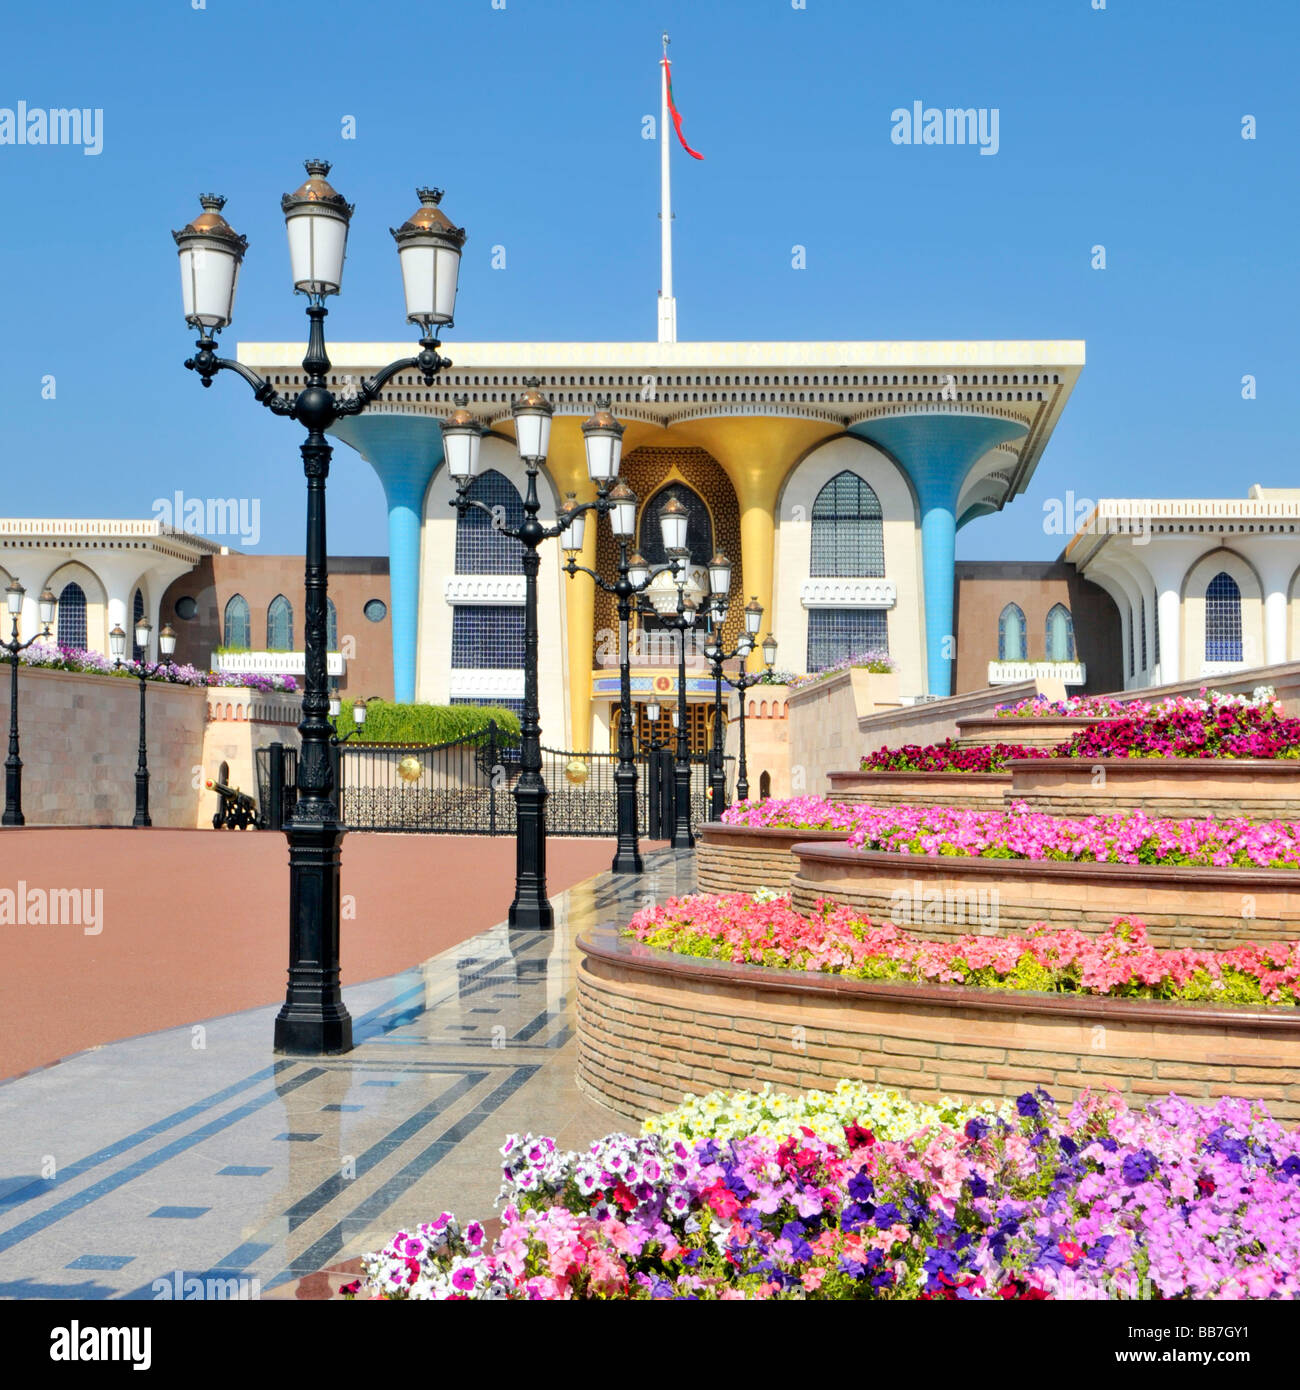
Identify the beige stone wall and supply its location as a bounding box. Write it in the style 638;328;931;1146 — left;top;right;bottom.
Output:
576;942;1300;1123
723;685;791;798
786;669;903;794
826;770;1009;808
198;689;302;828
0;666;207;827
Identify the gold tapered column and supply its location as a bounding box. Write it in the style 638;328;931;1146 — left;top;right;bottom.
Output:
546;423;599;749
678;418;836;669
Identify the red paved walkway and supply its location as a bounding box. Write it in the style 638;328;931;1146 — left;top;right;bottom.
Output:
0;829;633;1080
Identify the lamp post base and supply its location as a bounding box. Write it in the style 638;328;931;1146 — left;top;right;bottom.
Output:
509;774;553;930
3;755;22;827
611;845;644;875
274;816;353;1055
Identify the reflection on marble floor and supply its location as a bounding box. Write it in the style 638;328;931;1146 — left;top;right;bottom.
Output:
0;848;695;1299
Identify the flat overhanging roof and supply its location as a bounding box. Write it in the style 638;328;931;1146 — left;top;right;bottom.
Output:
237;337;1085;511
1065;496;1300;568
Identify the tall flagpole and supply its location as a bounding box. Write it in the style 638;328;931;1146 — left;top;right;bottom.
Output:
658;32;677;344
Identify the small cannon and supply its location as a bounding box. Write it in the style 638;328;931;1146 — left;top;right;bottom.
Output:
206;778;260;830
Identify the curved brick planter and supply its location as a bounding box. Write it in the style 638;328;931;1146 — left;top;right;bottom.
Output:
576;928;1300;1123
697;822;851;895
1006;757;1300;822
789;842;1300;950
955;715;1121;750
826;769;1010;808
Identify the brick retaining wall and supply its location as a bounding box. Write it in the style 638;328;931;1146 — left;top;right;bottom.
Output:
791;843;1300;950
696;823;849;895
576;928;1300;1123
825;770;1010;808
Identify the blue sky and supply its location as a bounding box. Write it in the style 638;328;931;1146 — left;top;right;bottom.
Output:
0;0;1295;560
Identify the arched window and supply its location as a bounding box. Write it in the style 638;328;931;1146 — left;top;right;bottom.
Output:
327;597;338;652
1139;594;1148;671
1152;588;1161;667
454;470;524;574
997;603;1025;662
57;582;87;650
223;594;250;649
267;595;293;651
1128;604;1135;677
132;588;146;661
641;483;713;570
1205;572;1242;662
810;471;885;578
1044;604;1075;662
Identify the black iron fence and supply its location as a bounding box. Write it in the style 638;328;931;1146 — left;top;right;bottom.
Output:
334;721;721;836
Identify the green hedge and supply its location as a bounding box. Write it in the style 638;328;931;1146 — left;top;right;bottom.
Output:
330;699;521;746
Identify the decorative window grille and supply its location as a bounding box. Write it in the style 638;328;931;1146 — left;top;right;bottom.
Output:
1205;572;1243;662
327;597;338;652
454;470;523;575
451;605;525;669
1152;589;1161;667
806;609;889;673
810;471;885;578
1044;604;1075;663
57;582;87;650
1139;595;1147;671
1128;604;1135;677
450;697;525;721
267;595;293;651
997;603;1026;662
132;589;146;661
640;483;713;570
223;594;250;649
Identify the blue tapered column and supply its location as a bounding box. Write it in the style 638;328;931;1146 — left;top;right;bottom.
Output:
330;416;444;704
851;415;1028;698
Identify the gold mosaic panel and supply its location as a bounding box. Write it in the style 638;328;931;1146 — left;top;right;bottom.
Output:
590;447;746;665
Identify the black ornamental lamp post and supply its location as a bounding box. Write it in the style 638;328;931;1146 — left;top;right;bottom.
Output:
174;162;467;1054
561;425;685;873
651;522;700;849
444;381;620;926
111;615;177;828
719;607;778;804
2;581;57;827
697;556;737;820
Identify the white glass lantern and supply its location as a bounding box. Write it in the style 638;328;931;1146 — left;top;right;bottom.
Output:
659;495;688;554
5;580;23;617
738;635;753;659
353;698;368;727
441;398;483;482
134;614;152;656
646;701;661;724
329;696;341;719
744;596;764;637
391;187;465;328
560;494;586;555
172;194;248;330
671;707;680;728
681;597;697;628
582;399;624;484
37;587;56;629
512;380;553;461
606;481;637;539
282;160;353;297
159;624;177;658
762;634;778;668
704;638;720;662
626;551;650;590
109;624;127;663
709;551;732;598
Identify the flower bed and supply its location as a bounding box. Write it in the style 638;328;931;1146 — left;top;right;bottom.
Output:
995;687;1278;720
628;892;1300;1005
344;1088;1300;1299
862;692;1300;772
786;649;897;693
644;1079;1013;1144
19;640;298;690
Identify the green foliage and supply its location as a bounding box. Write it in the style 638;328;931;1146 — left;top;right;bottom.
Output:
330;699;521;746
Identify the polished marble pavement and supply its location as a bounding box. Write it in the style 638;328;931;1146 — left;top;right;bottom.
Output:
0;848;695;1300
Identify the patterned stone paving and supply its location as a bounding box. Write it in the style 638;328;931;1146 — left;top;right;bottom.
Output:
0;849;694;1300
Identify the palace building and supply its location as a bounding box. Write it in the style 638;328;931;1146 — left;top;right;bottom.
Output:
232;335;1087;749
